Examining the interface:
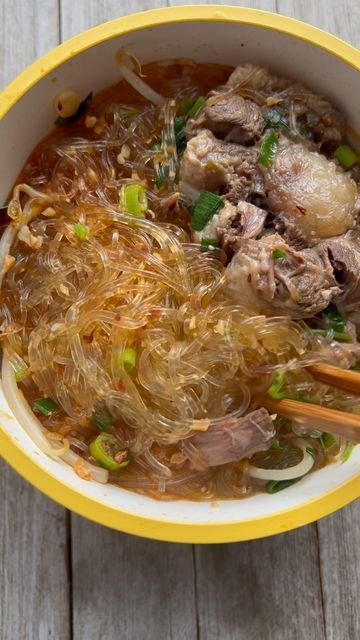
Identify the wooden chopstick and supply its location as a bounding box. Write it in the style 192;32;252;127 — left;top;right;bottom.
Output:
263;397;360;443
307;363;360;396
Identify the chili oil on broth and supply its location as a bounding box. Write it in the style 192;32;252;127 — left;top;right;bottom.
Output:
0;60;357;502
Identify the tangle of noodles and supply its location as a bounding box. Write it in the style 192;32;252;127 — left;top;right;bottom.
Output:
0;60;358;500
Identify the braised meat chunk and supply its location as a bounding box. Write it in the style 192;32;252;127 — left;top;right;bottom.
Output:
192;408;274;467
225;234;340;318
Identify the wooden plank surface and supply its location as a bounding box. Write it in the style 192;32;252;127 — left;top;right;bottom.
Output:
0;3;70;640
71;515;197;640
0;1;359;640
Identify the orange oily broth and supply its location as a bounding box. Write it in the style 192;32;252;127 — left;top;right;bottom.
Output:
2;61;352;501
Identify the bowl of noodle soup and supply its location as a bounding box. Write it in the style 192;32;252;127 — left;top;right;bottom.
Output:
0;6;359;542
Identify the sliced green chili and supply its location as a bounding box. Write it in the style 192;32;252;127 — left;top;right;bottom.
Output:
320;432;337;449
34;397;58;416
119;184;147;218
89;433;131;471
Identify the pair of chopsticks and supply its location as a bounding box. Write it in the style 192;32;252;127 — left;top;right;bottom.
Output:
263;364;360;443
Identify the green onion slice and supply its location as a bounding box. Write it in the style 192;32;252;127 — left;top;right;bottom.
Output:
117;347;137;373
187;96;206;119
311;329;352;342
34;397;58;416
190;191;224;231
267;370;289;399
333;145;358;169
272;249;286;259
92;412;113;432
74;222;89;241
119;183;148;218
266;478;300;494
13;358;29;382
89;434;131;471
260;130;279;167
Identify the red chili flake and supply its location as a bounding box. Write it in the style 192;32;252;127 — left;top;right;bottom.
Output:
83;332;94;344
114;313;121;321
117;380;126;393
295;205;307;216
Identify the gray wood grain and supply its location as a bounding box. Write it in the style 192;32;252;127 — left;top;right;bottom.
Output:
0;3;70;640
0;461;70;640
194;525;326;640
318;502;360;640
277;0;360;48
71;514;197;640
60;0;168;39
0;0;59;88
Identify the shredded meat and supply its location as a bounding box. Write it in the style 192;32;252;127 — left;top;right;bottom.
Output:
193;200;267;255
186;93;264;145
179;129;261;199
225;234;340;318
226;64;345;151
191;408;274;466
316;235;360;311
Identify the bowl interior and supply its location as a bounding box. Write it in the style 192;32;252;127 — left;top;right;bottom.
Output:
0;13;359;539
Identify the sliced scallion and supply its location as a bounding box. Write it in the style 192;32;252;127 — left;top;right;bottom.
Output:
333;144;358;169
117;347;137;373
260;130;278;167
190;191;224;231
272;249;286;259
92;412;113;432
74;222;89;241
187;96;205;119
265;109;290;133
200;237;219;251
34;397;58;416
266;478;300;494
270;438;283;451
14;359;28;382
119;184;147;218
305;446;316;460
311;329;352;342
267;370;289;400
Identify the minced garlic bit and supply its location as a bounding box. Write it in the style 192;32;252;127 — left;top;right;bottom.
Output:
85;115;97;128
189;316;197;331
41;207;56;217
117;144;131;165
17;224;43;249
94;121;104;135
59;284;69;296
190;418;210;432
73;458;91;481
214;319;225;336
2;255;15;275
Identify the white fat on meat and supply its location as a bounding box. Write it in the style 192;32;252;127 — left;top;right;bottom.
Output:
264;140;358;242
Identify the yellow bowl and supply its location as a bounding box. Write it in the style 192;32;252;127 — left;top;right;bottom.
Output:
0;6;359;543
